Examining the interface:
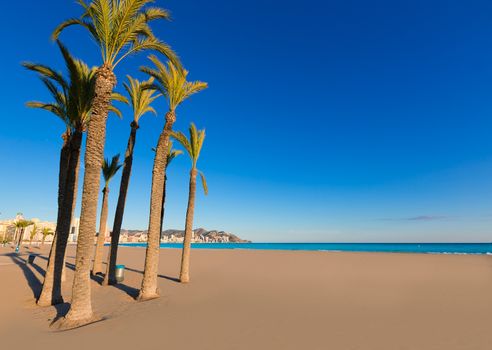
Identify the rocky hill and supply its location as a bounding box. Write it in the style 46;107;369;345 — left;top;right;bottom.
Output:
121;228;250;243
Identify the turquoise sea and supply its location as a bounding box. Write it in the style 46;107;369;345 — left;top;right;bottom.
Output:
119;242;492;255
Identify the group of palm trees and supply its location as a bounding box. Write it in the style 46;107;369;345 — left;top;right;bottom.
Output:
11;220;54;250
23;0;208;328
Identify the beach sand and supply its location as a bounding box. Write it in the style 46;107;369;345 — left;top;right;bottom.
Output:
1;245;492;349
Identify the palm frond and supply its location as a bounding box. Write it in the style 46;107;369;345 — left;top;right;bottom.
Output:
102;153;122;183
41;227;54;237
166;141;183;167
123;75;160;123
52;18;100;46
171;123;206;167
14;220;34;228
26;101;66;120
141;55;207;111
112;92;128;103
53;0;178;68
24;42;96;132
22;62;67;90
171;130;192;159
199;171;208;195
108;105;123;118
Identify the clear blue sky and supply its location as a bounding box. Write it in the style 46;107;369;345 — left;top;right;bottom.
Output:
1;0;492;242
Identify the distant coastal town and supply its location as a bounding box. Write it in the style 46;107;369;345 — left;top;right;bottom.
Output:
123;228;251;243
0;214;250;245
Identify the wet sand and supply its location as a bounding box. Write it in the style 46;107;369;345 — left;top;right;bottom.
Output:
1;245;492;349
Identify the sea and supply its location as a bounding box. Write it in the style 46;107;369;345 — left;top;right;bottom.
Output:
118;242;492;255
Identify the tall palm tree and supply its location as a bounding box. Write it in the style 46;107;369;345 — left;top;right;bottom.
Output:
23;42;74;292
52;0;179;325
14;220;34;252
92;155;122;275
138;57;207;300
104;76;160;285
29;224;38;248
172;124;208;283
25;42;95;307
41;227;54;247
157;141;182;235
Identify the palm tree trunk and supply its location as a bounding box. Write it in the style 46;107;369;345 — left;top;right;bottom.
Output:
138;111;175;300
37;131;71;304
16;228;25;250
38;130;83;306
13;228;18;245
62;65;116;326
62;155;81;283
103;122;138;285
179;169;197;283
159;175;167;236
92;186;109;275
41;236;46;247
38;131;70;292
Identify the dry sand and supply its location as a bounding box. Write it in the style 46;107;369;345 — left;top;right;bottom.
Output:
1;245;492;349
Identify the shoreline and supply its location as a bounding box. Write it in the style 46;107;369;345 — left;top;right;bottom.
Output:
115;241;492;255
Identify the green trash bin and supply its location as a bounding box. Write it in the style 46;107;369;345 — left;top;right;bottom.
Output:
115;264;125;283
27;254;36;265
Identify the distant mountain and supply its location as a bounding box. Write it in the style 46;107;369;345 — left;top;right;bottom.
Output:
121;228;251;243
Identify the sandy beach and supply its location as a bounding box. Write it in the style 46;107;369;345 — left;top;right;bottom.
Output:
1;245;492;349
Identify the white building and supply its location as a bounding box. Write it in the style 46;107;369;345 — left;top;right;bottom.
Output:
69;217;80;243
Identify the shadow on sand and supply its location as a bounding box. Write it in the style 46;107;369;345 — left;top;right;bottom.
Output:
123;266;181;283
6;251;180;304
30;254;146;299
6;253;43;299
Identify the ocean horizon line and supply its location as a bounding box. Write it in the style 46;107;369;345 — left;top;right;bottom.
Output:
114;242;492;255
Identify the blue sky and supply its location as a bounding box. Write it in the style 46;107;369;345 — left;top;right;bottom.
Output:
1;0;492;242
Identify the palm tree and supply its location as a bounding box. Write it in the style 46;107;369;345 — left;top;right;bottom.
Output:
52;0;179;325
41;227;54;247
104;76;160;285
172;124;208;283
29;224;38;248
23;42;76;297
138;57;207;300
92;155;122;275
157;142;182;235
24;41;102;307
14;220;34;252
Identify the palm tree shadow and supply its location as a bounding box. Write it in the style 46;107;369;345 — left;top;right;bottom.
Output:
124;266;180;283
7;253;42;299
22;255;179;300
112;283;140;299
52;302;71;322
41;255;180;283
34;254;108;285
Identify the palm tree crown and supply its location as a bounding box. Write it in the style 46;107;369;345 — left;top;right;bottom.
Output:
53;0;179;69
172;123;208;195
23;41;126;133
15;220;34;229
41;227;54;238
102;154;123;186
141;56;208;112
123;75;160;124
24;41;96;133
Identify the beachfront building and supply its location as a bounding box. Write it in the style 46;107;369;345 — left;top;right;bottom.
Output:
0;220;17;242
0;214;57;244
0;214;85;245
69;217;80;243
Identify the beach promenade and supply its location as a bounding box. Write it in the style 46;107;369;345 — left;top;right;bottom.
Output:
1;246;492;349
